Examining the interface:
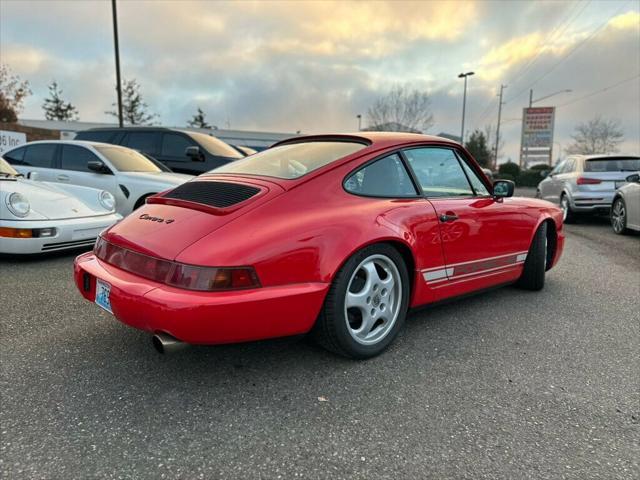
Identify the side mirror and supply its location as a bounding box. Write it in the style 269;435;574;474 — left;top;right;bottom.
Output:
493;179;515;198
185;146;204;161
88;160;109;174
625;173;640;183
541;170;549;178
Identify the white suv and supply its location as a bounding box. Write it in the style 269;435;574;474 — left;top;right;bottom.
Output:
3;140;194;216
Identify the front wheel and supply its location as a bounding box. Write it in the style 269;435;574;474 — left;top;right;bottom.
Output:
516;223;548;291
313;244;410;359
611;197;629;235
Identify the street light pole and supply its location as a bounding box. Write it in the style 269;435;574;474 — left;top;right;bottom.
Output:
111;0;123;128
458;71;474;143
356;114;362;131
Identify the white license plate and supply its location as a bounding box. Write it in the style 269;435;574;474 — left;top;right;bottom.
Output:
95;278;113;314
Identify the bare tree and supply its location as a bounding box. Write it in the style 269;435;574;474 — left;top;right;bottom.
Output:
187;107;212;129
0;64;31;123
483;123;504;167
366;84;434;133
42;81;79;121
106;79;158;125
566;116;624;154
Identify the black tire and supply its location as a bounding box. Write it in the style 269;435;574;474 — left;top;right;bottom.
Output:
610;197;629;235
312;244;410;359
560;193;577;224
516;222;548;291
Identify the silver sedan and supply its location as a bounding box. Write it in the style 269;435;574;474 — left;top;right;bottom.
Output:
537;154;640;223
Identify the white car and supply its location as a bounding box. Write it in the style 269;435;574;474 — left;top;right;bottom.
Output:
611;173;640;234
2;140;194;216
0;158;121;254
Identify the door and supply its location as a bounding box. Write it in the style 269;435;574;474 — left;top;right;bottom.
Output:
56;145;118;198
8;143;58;182
539;159;566;203
159;132;198;173
403;146;531;295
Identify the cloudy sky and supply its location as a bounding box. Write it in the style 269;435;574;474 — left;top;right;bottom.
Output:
1;0;639;162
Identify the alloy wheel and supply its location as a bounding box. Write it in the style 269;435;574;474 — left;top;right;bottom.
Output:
611;199;626;233
344;254;402;346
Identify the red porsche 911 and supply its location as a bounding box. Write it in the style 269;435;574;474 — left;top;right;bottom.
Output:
74;133;564;358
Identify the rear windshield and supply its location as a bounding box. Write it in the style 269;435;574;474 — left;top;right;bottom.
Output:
211;141;367;179
584;157;640;172
188;132;244;159
96;146;161;172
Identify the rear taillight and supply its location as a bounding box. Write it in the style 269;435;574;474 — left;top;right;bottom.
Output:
94;236;260;291
577;177;602;185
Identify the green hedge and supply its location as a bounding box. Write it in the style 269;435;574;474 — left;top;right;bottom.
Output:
498;162;520;177
516;170;544;187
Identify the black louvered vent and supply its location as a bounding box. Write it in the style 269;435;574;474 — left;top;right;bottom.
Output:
163;181;260;208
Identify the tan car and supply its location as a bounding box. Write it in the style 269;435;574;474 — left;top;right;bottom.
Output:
611;173;640;234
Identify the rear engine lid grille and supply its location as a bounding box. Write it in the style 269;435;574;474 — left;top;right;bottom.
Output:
162;181;260;208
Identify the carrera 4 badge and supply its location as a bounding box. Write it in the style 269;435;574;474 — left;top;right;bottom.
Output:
139;213;175;224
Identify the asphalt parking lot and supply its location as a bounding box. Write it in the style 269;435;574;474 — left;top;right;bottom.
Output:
1;212;638;479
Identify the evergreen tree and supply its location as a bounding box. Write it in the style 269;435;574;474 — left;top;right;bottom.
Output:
42;81;79;121
106;79;158;125
187;107;211;128
464;129;491;167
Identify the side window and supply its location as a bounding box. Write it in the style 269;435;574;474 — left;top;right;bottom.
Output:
60;145;100;172
403;147;473;197
561;159;575;173
22;144;57;168
126;132;159;154
345;153;417;197
3;146;26;164
161;133;195;158
457;154;490;196
550;160;565;175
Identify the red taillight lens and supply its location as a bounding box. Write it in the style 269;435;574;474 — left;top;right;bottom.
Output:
94;237;260;291
577;177;602;185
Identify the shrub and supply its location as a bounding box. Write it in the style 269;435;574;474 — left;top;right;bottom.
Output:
516;170;544;187
498;162;520;177
530;163;552;171
496;173;515;182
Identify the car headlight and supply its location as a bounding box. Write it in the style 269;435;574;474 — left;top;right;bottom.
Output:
6;192;30;217
99;191;116;211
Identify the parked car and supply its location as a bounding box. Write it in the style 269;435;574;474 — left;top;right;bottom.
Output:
0;158;121;254
536;154;640;223
2;140;193;216
482;168;493;181
232;145;258;156
74;127;244;175
611;173;640;234
74;133;564;358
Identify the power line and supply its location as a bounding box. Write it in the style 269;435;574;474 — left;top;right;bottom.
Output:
557;74;640;108
507;0;589;88
505;1;630;104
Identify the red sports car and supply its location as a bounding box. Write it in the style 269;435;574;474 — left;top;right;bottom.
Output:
74;133;564;358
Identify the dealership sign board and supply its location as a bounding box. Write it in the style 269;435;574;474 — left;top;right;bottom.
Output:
520;107;555;166
0;130;27;155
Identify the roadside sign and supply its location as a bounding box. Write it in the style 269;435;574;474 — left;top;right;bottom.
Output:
0;130;27;155
520;107;555;167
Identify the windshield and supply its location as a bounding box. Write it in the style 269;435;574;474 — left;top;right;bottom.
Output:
211;141;367;179
0;157;19;176
188;132;244;159
584;157;640;172
96;146;162;172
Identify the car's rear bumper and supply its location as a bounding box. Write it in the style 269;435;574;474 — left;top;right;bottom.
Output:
74;252;329;345
570;191;614;213
0;214;121;254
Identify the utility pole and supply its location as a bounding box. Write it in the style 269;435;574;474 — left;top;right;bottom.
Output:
356;114;362;131
494;84;506;170
458;71;474;144
111;0;123;128
529;89;533;108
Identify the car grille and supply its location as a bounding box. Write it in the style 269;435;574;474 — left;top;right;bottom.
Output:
163;181;260;208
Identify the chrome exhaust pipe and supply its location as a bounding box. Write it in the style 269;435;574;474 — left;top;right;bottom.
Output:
152;333;187;354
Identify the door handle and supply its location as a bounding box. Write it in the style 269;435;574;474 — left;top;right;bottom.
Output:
439;213;458;222
57;174;70;181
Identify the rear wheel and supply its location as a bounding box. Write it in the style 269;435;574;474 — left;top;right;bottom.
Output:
560;194;577;224
134;194;154;210
516;223;548;291
611;197;629;235
313;244;409;359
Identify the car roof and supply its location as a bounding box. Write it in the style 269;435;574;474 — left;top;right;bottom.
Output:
568;154;640;161
273;132;460;150
11;139;125;149
80;126;183;133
